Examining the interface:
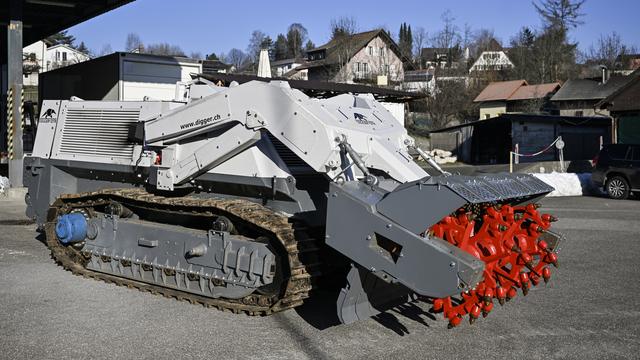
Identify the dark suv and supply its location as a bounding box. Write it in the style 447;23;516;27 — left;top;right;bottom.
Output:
592;144;640;199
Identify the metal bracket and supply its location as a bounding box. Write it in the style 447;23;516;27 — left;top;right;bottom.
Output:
245;110;266;129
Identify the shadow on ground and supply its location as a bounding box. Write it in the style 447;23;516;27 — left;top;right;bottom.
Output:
294;288;439;335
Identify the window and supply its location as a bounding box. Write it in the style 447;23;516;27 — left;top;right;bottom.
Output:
607;145;630;160
575;110;583;117
368;46;374;56
485;114;491;119
380;47;385;57
384;64;389;74
62;52;67;61
56;51;60;60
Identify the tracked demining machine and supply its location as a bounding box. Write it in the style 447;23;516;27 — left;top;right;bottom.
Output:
24;78;562;326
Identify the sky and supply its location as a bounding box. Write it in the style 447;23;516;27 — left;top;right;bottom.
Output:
66;0;640;57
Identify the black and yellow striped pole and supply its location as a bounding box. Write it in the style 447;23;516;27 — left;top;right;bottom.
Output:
6;87;15;161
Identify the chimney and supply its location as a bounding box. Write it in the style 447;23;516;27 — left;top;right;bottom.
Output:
601;65;609;84
257;49;271;78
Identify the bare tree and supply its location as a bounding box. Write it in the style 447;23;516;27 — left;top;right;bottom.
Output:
526;0;583;83
471;29;498;56
329;17;359;82
412;27;428;68
533;0;586;30
531;27;578;83
99;44;113;56
125;33;143;52
246;30;267;63
145;43;185;56
330;16;358;40
431;10;460;50
418;79;481;129
584;32;638;70
226;48;247;71
429;10;463;70
190;51;203;60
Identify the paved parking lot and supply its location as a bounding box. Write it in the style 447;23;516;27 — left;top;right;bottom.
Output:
1;195;639;359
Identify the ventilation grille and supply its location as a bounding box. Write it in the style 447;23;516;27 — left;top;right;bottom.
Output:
267;133;313;173
58;108;140;160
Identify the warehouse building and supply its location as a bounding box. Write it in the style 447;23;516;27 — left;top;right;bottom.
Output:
39;52;203;102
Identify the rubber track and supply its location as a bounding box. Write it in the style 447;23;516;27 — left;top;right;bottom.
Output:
45;188;321;316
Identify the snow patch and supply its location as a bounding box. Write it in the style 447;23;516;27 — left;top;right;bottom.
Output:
531;172;600;197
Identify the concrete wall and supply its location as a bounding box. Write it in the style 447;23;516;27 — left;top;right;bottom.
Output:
559;108;608;117
555;100;609;117
479;101;507;119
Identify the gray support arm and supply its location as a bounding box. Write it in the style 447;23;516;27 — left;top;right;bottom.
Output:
409;145;451;176
338;136;378;186
154;123;261;190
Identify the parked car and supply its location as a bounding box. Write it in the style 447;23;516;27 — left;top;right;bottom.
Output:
592;144;640;199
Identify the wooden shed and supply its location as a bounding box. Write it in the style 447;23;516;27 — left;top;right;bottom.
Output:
430;114;612;164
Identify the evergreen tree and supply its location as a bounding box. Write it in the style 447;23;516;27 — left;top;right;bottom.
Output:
273;34;289;60
305;40;315;51
47;30;76;46
398;23;413;58
76;41;89;55
286;23;308;59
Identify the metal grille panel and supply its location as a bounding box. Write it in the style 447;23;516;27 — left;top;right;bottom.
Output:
434;174;554;203
58;108;140;160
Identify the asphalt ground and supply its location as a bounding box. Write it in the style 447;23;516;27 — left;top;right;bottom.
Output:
1;195;639;360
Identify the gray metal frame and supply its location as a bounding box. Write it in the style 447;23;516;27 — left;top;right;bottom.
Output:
82;214;276;299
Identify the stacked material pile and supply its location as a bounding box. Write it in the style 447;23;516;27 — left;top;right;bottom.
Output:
421;149;457;164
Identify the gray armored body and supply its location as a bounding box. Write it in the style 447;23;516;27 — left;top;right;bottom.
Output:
24;79;561;325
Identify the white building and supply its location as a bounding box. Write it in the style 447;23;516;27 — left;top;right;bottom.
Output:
22;41;91;87
272;58;304;77
22;40;48;86
469;50;514;73
46;44;90;71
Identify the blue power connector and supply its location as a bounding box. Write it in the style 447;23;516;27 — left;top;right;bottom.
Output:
55;213;88;244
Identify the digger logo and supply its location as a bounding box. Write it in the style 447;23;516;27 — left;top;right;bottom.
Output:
40;108;58;123
354;112;375;125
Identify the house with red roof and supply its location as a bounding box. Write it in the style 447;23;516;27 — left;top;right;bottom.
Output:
474;80;561;119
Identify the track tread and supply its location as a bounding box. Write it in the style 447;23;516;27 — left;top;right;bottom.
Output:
45;188;320;316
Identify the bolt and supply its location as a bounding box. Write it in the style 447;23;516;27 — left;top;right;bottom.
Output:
449;262;456;267
386;224;392;229
366;235;372;241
